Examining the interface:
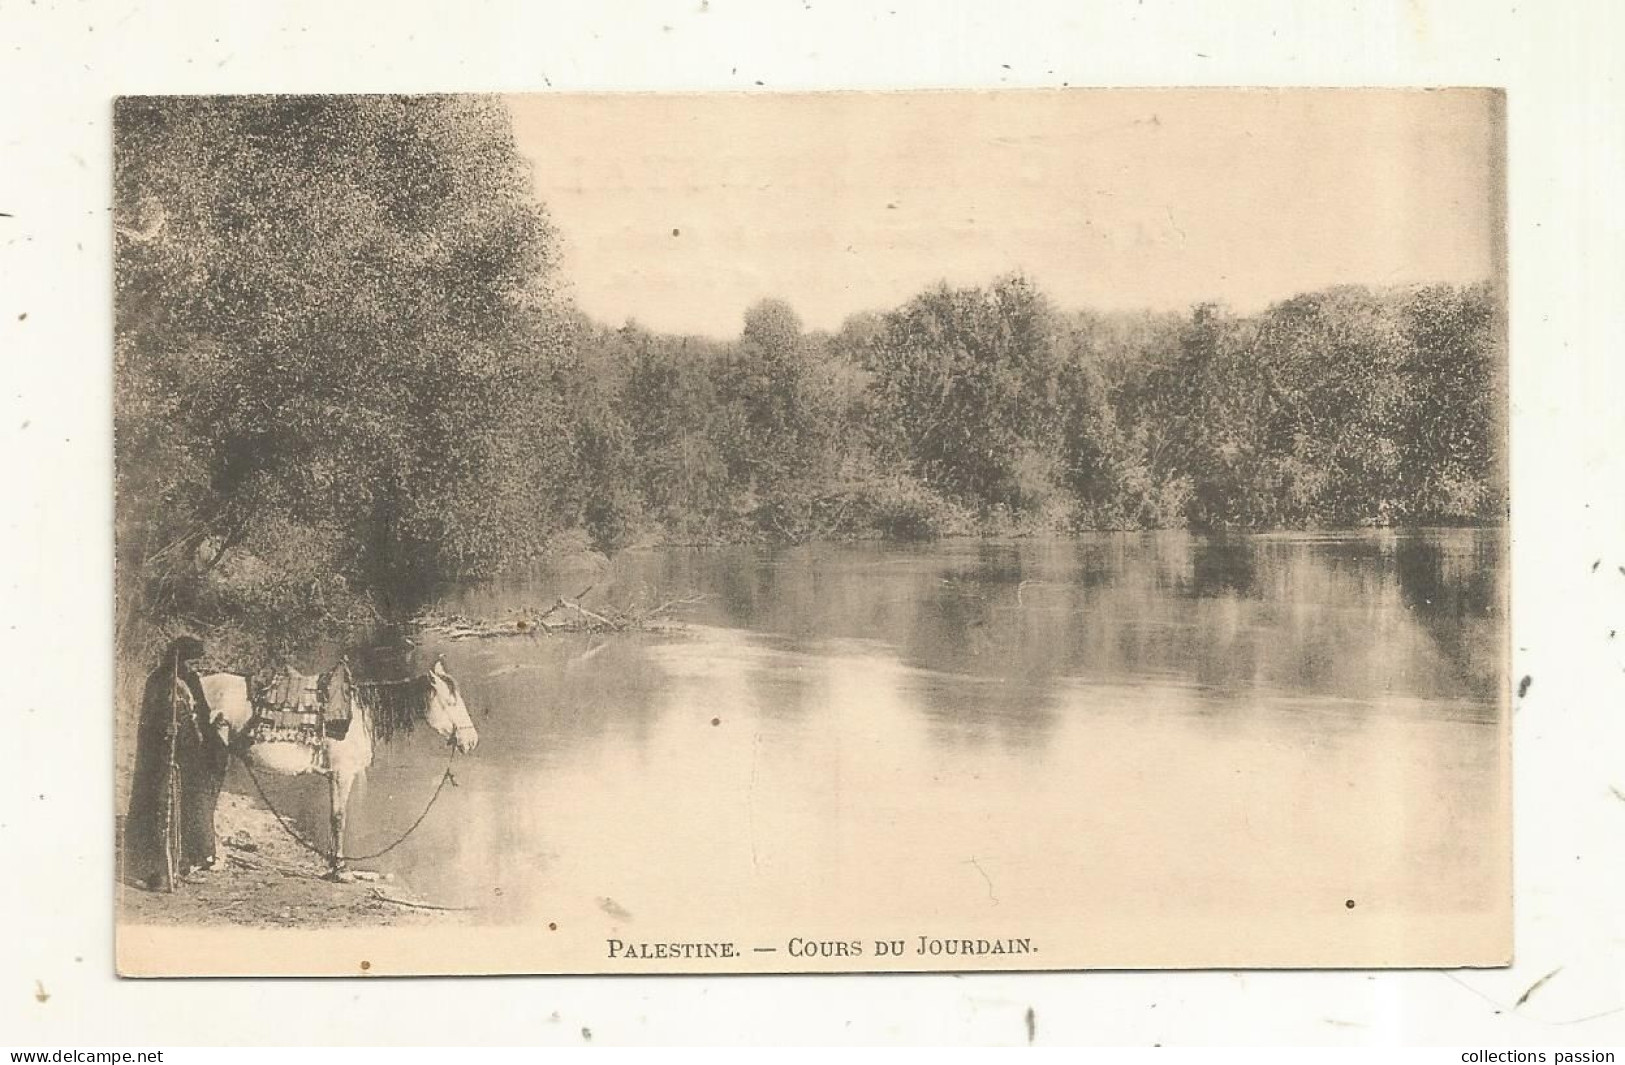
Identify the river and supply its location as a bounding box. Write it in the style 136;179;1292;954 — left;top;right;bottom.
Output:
239;528;1507;951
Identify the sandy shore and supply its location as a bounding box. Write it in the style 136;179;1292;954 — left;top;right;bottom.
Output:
118;791;464;929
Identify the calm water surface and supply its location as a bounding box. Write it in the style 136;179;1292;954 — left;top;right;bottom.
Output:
243;529;1506;932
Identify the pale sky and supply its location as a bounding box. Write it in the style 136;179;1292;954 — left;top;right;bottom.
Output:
508;89;1502;338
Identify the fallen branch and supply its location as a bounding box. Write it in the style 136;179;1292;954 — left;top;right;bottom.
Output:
226;851;324;881
369;888;477;913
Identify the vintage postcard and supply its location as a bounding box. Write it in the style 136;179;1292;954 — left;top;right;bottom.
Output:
113;89;1509;976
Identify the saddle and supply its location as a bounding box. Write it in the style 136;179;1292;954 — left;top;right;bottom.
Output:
247;666;354;747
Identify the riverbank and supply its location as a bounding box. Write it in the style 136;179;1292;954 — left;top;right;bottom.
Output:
117;792;467;929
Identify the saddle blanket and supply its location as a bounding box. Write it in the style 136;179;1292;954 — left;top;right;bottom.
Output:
248;668;351;746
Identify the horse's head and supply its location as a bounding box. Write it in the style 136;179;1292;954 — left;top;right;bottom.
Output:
424;658;479;754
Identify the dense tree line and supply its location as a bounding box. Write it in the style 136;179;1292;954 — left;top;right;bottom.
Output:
577;275;1503;546
115;97;1504;671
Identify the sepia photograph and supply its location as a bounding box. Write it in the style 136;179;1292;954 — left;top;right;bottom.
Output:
112;88;1510;976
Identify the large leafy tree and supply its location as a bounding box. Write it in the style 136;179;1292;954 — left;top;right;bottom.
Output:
1247;287;1412;526
866;275;1065;510
115;95;567;649
1147;303;1274;528
713;299;820;486
1398;282;1504;521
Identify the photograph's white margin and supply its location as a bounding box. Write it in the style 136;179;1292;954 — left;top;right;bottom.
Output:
1;0;1620;1047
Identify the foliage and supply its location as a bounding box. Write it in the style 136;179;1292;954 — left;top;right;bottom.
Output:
573;274;1504;545
1398;283;1504;522
863;276;1066;510
116;97;1507;678
115;95;571;671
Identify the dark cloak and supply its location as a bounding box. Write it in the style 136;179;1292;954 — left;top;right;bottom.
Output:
122;638;228;891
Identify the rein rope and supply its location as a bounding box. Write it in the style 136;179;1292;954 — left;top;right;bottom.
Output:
232;744;458;865
229;682;466;866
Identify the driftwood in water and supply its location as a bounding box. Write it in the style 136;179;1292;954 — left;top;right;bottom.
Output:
410;584;703;641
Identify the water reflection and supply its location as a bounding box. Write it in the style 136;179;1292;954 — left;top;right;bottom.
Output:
1187;534;1257;598
436;529;1505;748
246;529;1505;928
1394;534;1504;702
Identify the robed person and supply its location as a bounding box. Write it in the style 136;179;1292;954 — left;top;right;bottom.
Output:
122;635;229;891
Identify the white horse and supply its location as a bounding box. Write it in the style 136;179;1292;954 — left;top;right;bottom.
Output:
202;657;478;876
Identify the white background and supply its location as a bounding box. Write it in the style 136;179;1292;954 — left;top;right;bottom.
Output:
1;0;1621;1047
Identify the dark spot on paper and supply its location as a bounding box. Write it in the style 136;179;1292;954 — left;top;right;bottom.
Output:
1024;1006;1036;1044
886;202;898;209
17;312;25;321
1517;675;1532;699
359;959;371;970
1345;899;1356;909
581;1027;593;1042
35;980;49;1003
710;716;720;726
672;228;680;237
1592;559;1601;571
548;921;558;930
597;896;633;921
